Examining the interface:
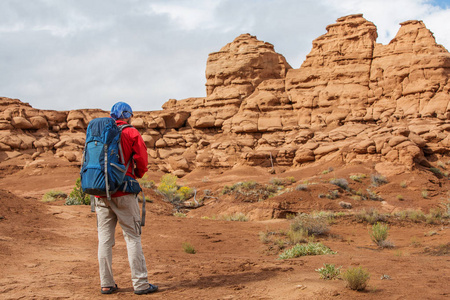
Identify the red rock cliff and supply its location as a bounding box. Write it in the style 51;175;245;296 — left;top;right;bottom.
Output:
1;14;449;176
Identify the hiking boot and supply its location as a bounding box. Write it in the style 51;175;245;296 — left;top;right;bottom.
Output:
134;284;158;295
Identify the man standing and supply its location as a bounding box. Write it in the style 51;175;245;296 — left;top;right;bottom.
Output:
95;102;158;295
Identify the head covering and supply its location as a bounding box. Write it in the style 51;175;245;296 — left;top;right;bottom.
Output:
110;102;133;120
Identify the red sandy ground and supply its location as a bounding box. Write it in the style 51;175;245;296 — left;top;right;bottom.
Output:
0;156;449;299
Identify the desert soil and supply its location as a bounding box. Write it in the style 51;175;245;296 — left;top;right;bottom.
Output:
0;157;449;299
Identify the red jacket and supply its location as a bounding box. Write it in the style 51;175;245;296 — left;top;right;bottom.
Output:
110;119;148;197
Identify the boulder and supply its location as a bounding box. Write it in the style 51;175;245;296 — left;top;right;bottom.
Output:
314;145;340;157
67;110;85;121
67;119;85;131
142;135;157;148
63;151;78;162
353;139;375;154
30;116;48;129
131;118;146;129
293;149;315;164
11;117;33;129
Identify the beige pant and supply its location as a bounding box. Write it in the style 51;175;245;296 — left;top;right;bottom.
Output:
96;194;149;291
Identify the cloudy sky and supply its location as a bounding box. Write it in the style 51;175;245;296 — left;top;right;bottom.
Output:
1;0;449;112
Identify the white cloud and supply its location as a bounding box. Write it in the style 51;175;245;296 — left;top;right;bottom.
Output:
148;1;220;31
422;7;450;50
0;0;448;112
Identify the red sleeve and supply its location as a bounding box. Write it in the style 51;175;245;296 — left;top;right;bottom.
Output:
131;129;148;178
120;126;148;179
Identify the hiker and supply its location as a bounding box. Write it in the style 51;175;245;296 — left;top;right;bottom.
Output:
95;102;158;295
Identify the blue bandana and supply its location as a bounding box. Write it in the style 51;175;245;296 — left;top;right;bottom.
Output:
110;102;133;120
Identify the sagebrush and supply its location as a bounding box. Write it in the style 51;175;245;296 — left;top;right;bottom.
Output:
316;263;341;280
220;212;248;222
330;178;349;190
42;190;67;202
290;214;329;236
65;178;90;205
279;242;335;259
342;266;370;291
369;222;393;248
222;181;279;202
182;242;196;254
371;174;388;187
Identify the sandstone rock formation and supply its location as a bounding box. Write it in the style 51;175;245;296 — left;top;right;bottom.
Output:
1;14;449;177
190;33;292;130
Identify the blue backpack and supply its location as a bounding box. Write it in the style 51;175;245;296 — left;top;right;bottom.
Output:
80;117;132;198
80;117;146;225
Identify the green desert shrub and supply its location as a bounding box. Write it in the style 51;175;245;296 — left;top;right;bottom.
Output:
65;178;90;205
259;231;271;244
366;189;383;201
221;212;249;222
274;238;287;250
157;174;179;202
178;186;194;200
290;214;329;236
182;242;196;254
326;190;339;199
138;173;155;188
268;176;296;187
407;210;426;222
429;167;443;176
295;184;308;191
279;242;335;259
330;178;349;190
157;174;193;209
342;266;370;291
370;222;393;248
316;263;342;280
421;190;428;199
425;208;444;224
285;176;296;184
355;209;388;224
221;181;279;202
173;212;187;218
371;174;388;187
322;167;334;174
286;228;309;244
349;174;367;182
42;190;67;202
269;178;284;186
286;213;297;220
265;184;279;194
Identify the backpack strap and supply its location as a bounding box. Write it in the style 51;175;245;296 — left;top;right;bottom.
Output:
117;124;136;176
104;143;111;200
117;124;133;164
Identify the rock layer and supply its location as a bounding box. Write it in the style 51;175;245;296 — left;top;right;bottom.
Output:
1;14;450;176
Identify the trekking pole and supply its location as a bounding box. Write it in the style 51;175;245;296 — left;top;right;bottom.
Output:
90;195;96;212
141;190;146;226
